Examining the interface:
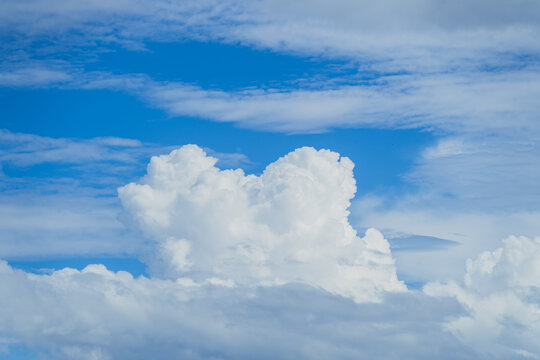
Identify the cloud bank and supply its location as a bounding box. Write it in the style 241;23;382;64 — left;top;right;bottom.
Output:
0;261;469;360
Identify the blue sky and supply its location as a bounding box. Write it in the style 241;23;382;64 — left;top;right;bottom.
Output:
1;1;540;359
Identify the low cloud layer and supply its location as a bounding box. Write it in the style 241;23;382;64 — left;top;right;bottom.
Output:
0;261;469;360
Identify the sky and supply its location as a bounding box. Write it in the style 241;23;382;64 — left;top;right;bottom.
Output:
1;0;540;359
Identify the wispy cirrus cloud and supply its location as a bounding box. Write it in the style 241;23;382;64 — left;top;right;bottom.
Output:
145;69;540;135
2;0;539;139
0;129;145;166
2;0;540;67
4;63;539;137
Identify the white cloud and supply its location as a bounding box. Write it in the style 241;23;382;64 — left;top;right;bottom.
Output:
5;64;528;137
2;0;540;68
2;0;539;138
119;145;405;302
0;2;539;354
4;63;537;147
425;234;540;357
0;67;72;87
145;69;540;135
0;260;473;360
0;129;148;166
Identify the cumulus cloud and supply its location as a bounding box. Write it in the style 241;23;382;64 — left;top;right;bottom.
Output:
425;235;540;358
119;145;405;302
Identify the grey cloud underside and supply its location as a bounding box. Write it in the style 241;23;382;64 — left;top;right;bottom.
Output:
0;254;537;360
0;262;480;360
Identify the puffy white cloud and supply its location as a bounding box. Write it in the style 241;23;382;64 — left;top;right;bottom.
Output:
119;145;405;302
424;235;540;357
